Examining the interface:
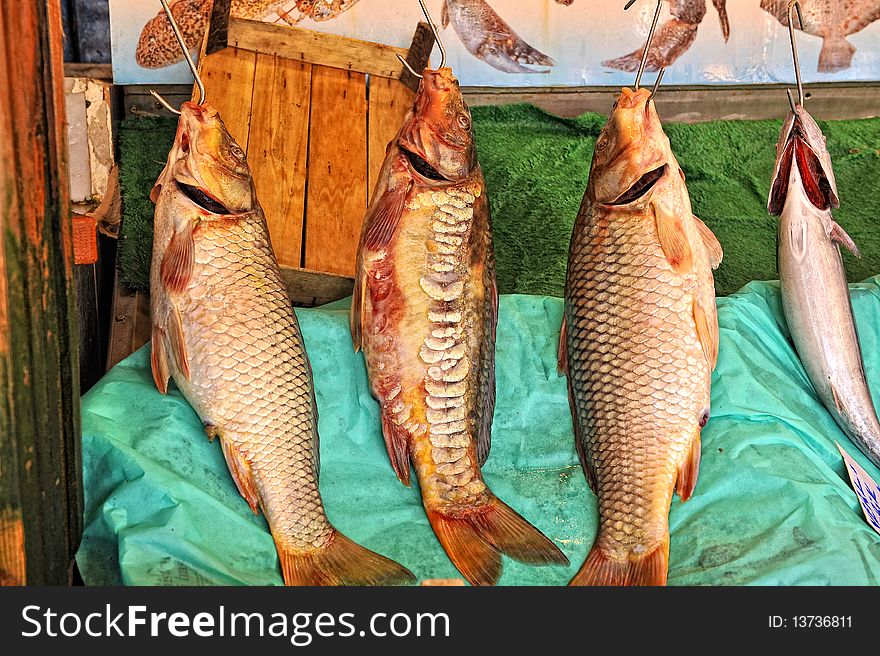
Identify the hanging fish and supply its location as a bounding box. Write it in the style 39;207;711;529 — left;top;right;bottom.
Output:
351;64;568;585
769;105;880;468
150;101;415;586
441;0;556;74
560;85;723;585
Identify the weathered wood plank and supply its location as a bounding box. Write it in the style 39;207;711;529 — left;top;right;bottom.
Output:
0;0;82;585
106;269;151;372
368;77;414;201
400;22;435;93
195;47;257;150
280;266;354;308
305;66;368;276
213;17;411;81
249;55;312;268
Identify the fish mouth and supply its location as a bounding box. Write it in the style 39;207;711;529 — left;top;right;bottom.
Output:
400;145;448;182
609;165;667;206
769;123;835;215
177;180;232;215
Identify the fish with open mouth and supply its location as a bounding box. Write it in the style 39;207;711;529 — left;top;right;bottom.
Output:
560;86;723;585
150;101;415;586
441;0;556;74
768;104;880;468
352;66;568;585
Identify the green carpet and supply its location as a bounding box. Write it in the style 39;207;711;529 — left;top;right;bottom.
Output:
117;105;880;296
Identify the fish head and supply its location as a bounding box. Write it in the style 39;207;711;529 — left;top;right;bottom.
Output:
768;106;839;216
153;102;253;215
588;87;673;208
397;67;477;184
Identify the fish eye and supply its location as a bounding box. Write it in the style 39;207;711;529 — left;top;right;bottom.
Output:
230;145;246;160
595;137;609;152
457;113;471;130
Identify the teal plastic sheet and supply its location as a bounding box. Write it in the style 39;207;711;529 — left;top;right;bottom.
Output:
77;281;880;585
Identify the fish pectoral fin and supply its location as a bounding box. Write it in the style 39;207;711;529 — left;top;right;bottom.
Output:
362;180;410;251
441;0;450;29
693;214;724;269
160;220;195;293
654;201;693;274
693;297;719;370
381;411;412;486
150;326;170;395
829;221;862;258
675;433;702;502
557;315;568;375
219;438;262;515
275;530;415;587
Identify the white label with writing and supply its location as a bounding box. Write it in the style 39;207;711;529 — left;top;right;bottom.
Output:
836;441;880;535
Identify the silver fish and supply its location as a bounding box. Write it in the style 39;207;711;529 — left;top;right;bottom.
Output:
769;105;880;468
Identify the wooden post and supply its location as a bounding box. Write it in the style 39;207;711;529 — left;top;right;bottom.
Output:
0;0;83;585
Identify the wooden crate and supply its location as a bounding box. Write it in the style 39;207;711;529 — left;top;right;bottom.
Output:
197;1;433;279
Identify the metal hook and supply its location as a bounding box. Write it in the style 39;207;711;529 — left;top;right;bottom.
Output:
417;0;446;70
787;0;805;107
627;0;664;91
149;0;207;113
396;53;423;79
649;67;666;101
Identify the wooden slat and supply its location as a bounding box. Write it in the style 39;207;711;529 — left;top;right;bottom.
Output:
248;55;312;268
0;0;82;585
305;66;368;276
280;267;354;308
106;270;152;372
368;77;414;201
195;47;257;150
213;17;411;81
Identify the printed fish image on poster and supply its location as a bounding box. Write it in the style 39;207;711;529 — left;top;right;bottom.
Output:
109;1;880;86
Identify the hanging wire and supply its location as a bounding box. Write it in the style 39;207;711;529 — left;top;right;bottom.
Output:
396;0;448;79
787;0;806;107
627;0;664;91
150;0;207;114
649;67;666;100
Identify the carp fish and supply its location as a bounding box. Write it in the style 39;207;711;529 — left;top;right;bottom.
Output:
351;67;568;586
150;101;414;586
560;87;723;586
769;104;880;468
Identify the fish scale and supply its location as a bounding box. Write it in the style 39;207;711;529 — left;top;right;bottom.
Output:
151;103;413;586
353;67;567;585
563;87;721;586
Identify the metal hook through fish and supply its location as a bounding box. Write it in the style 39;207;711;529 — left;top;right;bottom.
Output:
150;0;207;115
396;0;448;80
787;0;806;108
626;0;664;91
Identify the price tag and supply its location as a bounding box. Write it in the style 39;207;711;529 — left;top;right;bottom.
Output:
836;441;880;535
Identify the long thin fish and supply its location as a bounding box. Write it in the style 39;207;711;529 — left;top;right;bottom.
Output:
561;86;723;586
352;67;568;586
150;102;414;586
769;105;880;468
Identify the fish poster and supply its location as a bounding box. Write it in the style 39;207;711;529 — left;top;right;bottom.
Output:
111;0;880;86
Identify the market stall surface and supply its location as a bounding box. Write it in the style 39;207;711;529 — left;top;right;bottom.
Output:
116;105;880;297
78;279;880;585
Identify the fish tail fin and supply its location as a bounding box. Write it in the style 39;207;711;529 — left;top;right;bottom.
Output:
569;536;668;586
818;37;856;73
275;530;416;586
427;495;569;586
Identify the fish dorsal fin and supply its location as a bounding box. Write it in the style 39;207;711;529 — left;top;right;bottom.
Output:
653;200;693;274
693;296;719;370
693;215;723;269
